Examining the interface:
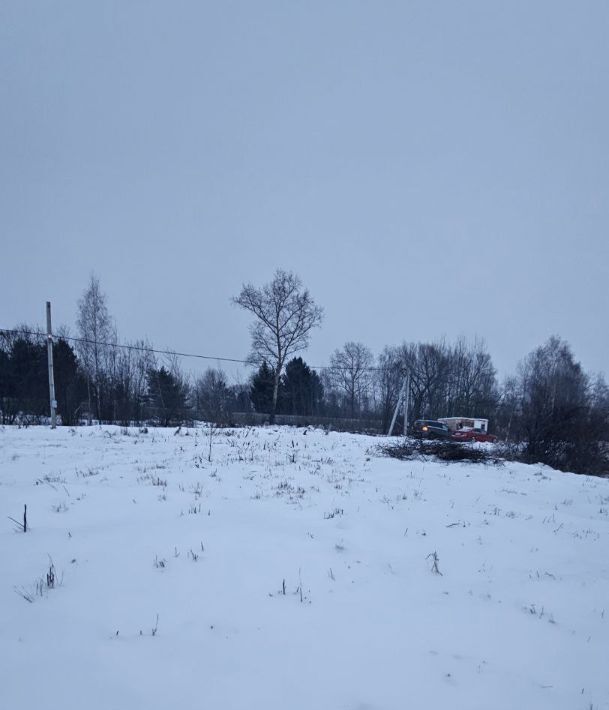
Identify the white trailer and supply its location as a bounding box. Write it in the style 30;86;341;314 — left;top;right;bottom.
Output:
437;417;489;433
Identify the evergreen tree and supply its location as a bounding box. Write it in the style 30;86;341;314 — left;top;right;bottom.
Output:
282;357;324;415
0;330;85;425
147;366;188;426
53;338;85;425
0;348;12;423
250;362;276;414
9;336;47;417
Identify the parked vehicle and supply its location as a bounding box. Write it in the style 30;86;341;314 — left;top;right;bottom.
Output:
451;428;497;443
412;419;451;439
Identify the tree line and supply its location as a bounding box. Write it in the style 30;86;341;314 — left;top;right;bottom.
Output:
1;272;608;475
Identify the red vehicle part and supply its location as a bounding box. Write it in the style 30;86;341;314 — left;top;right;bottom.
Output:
451;429;497;443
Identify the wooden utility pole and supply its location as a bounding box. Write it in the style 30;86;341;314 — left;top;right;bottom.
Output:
403;372;410;436
46;301;57;429
388;374;408;437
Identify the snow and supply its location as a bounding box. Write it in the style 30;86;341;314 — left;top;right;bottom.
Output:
0;424;608;710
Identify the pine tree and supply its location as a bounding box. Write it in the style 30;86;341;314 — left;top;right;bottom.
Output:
250;362;277;414
53;338;85;425
282;357;324;416
147;366;188;426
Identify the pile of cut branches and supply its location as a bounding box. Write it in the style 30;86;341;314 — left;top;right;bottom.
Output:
380;439;502;465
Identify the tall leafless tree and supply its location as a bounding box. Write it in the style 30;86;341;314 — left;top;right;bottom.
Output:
329;342;374;418
514;337;594;469
399;341;450;421
445;337;498;417
76;275;116;422
375;345;404;431
193;368;232;425
114;340;156;425
233;270;323;423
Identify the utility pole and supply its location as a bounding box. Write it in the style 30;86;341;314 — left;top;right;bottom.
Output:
403;372;410;436
388;373;408;437
46;301;57;429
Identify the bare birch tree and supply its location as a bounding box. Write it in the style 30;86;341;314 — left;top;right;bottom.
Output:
233;270;323;423
76;275;115;422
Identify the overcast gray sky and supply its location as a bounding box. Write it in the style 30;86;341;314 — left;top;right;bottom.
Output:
1;1;608;380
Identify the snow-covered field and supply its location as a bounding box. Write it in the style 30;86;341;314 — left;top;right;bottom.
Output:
1;424;608;710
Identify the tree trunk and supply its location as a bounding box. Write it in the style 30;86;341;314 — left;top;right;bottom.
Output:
270;367;281;424
86;378;92;425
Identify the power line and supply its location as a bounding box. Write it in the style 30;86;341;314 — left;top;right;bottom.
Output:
0;327;384;373
0;327;251;366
